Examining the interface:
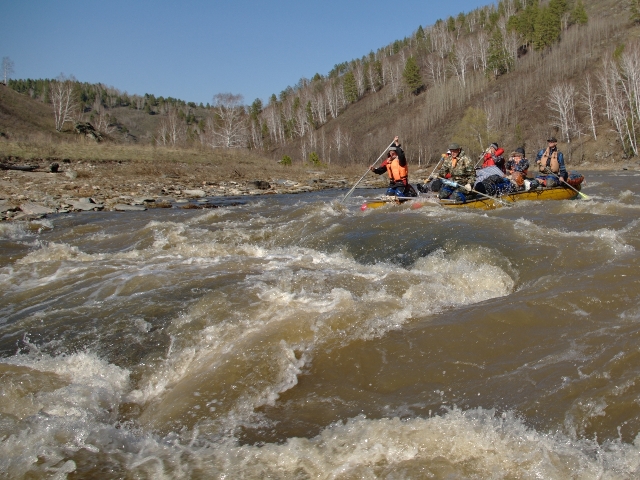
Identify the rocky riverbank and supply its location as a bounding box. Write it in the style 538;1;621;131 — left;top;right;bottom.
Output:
0;157;393;221
2;155;636;222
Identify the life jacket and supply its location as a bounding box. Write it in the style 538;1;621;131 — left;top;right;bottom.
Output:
566;172;584;188
539;148;560;174
386;157;408;183
511;171;525;187
482;148;504;169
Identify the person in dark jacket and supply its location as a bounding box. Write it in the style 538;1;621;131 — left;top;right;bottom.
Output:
506;147;530;190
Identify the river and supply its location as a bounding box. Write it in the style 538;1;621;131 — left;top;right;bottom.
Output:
1;169;640;478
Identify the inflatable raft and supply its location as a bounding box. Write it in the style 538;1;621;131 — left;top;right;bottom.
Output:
361;185;581;211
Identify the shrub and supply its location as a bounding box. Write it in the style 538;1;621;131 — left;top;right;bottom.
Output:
309;152;320;166
280;155;292;166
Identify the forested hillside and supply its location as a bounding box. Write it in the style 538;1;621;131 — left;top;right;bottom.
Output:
2;0;639;169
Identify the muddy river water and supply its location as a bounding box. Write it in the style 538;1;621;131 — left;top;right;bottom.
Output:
1;170;640;478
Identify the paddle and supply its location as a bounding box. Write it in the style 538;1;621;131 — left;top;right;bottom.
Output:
426;157;444;181
438;176;512;207
419;157;443;188
560;178;590;200
341;140;396;203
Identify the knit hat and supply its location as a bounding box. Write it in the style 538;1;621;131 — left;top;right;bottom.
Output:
511;147;525;156
490;142;499;150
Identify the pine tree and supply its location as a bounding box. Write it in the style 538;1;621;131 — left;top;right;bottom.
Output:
306;100;315;128
507;0;539;45
570;0;588;25
487;29;512;77
250;98;262;121
631;0;640;25
447;16;456;32
533;5;560;50
548;0;568;18
343;71;358;103
403;56;423;95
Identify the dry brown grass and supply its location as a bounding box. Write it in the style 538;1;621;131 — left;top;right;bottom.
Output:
0;135;366;189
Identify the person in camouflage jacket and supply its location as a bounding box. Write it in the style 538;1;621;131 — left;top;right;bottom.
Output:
436;143;476;202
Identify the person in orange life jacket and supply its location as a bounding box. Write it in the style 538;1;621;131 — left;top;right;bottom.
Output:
481;142;506;172
370;136;416;197
536;137;567;183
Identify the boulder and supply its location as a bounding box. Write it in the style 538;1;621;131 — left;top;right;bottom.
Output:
19;202;56;215
67;198;104;211
250;180;271;190
183;189;206;198
74;122;103;142
113;204;146;211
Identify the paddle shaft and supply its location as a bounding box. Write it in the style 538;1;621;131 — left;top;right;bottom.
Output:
426;157;443;181
341;141;396;202
560;178;590;199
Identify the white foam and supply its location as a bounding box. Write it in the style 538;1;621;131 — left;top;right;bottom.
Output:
0;221;31;240
113;408;640;478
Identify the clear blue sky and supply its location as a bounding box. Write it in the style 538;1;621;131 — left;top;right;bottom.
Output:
1;0;492;106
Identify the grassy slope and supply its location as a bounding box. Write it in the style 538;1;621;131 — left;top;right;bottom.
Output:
0;83;55;135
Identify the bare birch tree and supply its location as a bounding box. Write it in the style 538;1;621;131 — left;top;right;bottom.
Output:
425;55;447;86
618;42;640;154
475;31;490;72
502;31;522;70
384;59;402;97
208;93;248;148
579;74;599;140
92;101;117;135
367;61;382;93
334;126;343;160
548;82;578;143
598;47;640;156
431;21;453;59
311;90;328;126
155;108;186;146
325;81;342;119
449;39;473;87
350;62;366;98
2;56;14;85
51;75;77;132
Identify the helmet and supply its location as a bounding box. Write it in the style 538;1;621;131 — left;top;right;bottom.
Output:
448;142;460;150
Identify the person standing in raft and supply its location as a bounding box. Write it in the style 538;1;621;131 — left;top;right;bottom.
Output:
370;136;417;197
536;137;568;186
437;143;476;202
